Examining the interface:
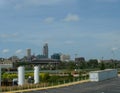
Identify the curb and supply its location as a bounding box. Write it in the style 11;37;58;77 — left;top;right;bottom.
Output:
4;80;90;93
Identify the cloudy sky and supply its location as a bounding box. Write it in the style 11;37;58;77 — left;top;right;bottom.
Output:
0;0;120;60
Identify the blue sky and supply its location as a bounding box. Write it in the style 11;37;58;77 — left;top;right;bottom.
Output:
0;0;120;60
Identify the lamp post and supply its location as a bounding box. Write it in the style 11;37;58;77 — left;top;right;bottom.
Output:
112;50;116;68
0;66;1;86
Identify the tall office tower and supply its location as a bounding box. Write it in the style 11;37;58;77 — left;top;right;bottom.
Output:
26;48;31;60
60;54;70;62
43;43;48;58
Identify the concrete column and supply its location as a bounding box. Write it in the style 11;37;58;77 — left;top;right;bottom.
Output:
34;66;40;84
18;66;25;86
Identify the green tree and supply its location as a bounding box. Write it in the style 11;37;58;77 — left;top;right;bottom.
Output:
40;73;50;82
87;59;98;68
100;62;105;70
66;62;75;70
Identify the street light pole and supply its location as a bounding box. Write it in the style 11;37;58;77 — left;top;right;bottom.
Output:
0;66;1;86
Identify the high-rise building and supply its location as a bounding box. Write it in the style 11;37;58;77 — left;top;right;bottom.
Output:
60;54;70;62
75;57;85;62
26;48;31;60
51;53;61;60
43;43;48;58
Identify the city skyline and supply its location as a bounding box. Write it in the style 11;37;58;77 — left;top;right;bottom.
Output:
0;0;120;60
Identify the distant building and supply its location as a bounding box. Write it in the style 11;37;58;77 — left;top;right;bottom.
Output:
51;53;61;60
36;54;47;59
75;57;85;62
43;43;48;58
60;54;70;62
26;49;31;58
32;58;60;64
0;59;12;64
98;59;115;63
26;49;31;61
10;56;19;62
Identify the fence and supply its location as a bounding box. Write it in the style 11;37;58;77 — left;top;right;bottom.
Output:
0;74;89;92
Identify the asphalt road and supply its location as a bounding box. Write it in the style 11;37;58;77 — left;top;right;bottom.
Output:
23;77;120;93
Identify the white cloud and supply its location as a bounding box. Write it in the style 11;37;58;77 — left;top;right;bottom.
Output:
2;49;9;54
44;17;55;23
64;40;74;45
0;33;18;38
111;47;119;51
63;14;80;22
15;49;23;54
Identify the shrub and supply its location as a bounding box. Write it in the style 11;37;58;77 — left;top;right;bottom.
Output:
40;73;50;82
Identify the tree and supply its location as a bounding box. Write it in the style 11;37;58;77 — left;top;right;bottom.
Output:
40;73;50;82
87;59;98;68
100;62;105;70
66;62;75;70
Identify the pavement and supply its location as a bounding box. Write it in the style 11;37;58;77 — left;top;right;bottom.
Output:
4;76;120;93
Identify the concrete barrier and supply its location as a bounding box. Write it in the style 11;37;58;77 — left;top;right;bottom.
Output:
89;69;118;82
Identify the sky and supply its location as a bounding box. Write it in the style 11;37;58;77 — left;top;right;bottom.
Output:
0;0;120;60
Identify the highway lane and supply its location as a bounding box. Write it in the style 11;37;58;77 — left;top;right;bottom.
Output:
23;77;120;93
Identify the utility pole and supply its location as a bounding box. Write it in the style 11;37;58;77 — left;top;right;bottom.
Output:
0;66;1;86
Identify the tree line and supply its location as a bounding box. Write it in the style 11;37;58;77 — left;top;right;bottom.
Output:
58;59;120;70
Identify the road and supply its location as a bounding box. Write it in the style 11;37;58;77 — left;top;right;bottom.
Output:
23;77;120;93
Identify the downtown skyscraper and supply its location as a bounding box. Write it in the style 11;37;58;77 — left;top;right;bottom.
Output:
26;49;31;59
43;43;48;58
26;48;31;61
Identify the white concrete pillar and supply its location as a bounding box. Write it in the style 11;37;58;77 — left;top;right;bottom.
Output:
0;66;1;86
18;66;25;86
34;66;40;84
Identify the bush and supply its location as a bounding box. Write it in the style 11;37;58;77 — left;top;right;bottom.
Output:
48;76;59;83
40;73;50;82
25;73;34;79
2;73;17;80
